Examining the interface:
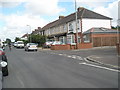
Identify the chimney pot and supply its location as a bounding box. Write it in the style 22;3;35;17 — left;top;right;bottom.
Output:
59;16;64;19
77;7;84;12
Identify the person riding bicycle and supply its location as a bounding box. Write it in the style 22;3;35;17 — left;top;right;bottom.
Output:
8;43;11;50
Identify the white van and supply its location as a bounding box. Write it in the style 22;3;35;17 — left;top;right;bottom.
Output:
16;41;24;48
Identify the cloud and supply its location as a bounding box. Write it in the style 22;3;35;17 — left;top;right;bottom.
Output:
93;0;118;26
24;0;65;15
0;0;65;15
0;13;49;41
73;0;118;26
0;0;65;41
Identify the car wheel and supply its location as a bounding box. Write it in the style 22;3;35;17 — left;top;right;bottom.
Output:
2;66;9;76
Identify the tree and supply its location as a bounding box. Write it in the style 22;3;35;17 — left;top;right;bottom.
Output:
111;26;120;30
15;37;21;42
29;34;46;46
6;38;11;44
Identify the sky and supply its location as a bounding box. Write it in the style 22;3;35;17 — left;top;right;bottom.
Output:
0;0;119;42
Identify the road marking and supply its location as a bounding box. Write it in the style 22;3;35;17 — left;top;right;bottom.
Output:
79;62;120;73
71;55;76;59
67;55;72;58
59;54;63;56
77;56;83;60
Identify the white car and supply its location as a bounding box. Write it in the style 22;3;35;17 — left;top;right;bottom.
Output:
52;41;62;45
13;42;18;47
43;41;53;48
16;41;24;48
25;43;38;51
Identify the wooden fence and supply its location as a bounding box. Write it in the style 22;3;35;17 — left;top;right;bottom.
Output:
93;37;117;47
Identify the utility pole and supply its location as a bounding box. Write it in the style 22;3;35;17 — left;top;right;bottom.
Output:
75;0;79;49
27;25;32;43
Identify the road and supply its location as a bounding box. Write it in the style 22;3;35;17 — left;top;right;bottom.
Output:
2;47;118;88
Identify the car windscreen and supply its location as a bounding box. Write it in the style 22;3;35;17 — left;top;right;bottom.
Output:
18;42;24;44
29;43;37;45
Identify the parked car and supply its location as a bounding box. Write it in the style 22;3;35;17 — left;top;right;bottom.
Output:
52;41;62;45
0;48;8;76
25;43;38;51
13;42;18;47
43;41;53;48
3;43;7;46
16;41;24;48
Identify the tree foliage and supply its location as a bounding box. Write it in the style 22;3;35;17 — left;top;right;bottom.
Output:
29;34;46;46
6;38;11;44
15;37;21;42
111;26;120;30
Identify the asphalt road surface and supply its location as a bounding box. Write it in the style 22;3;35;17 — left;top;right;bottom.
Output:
2;47;118;88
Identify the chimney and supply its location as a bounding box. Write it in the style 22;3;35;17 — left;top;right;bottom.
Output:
59;16;64;19
35;29;37;31
38;27;41;30
77;7;84;12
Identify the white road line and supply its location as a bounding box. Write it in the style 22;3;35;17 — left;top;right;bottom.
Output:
59;54;63;56
79;62;120;73
71;56;76;59
67;56;72;58
77;56;83;60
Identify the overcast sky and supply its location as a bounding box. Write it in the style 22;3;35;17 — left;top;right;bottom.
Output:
0;0;119;41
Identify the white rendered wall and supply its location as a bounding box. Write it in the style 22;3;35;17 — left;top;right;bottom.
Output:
82;19;111;32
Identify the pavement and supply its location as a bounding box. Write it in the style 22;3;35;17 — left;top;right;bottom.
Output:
85;47;120;70
86;54;119;68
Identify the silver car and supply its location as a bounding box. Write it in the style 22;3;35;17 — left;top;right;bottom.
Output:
25;43;38;51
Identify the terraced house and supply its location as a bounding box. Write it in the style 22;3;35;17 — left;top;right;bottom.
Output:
41;7;112;46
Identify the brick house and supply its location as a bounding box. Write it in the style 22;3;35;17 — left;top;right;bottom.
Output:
41;7;112;43
40;7;113;50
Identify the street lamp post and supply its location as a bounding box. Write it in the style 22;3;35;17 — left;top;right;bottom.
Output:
117;19;120;44
75;0;79;49
27;25;32;43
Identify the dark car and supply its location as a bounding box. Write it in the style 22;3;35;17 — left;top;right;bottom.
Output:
0;48;8;76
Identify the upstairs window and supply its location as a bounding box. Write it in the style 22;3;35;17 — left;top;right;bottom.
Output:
68;22;73;32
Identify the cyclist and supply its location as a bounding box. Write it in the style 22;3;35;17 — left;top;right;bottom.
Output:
8;43;11;51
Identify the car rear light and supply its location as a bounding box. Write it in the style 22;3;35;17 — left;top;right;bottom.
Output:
0;50;5;55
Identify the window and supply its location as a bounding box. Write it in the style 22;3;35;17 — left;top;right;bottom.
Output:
83;35;90;43
68;22;73;32
59;36;66;44
63;24;67;32
77;20;80;30
67;34;75;44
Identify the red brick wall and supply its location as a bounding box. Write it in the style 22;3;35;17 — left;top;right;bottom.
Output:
77;43;93;49
51;45;71;50
51;43;93;50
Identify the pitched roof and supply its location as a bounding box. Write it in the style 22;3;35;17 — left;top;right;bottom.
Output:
42;7;112;30
21;34;28;38
32;27;42;34
83;27;118;34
